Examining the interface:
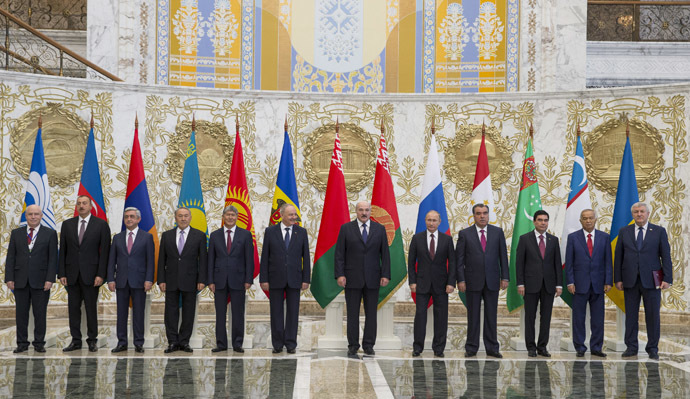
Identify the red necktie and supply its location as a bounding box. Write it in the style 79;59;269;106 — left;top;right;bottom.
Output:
587;233;593;256
539;234;546;258
480;229;486;252
429;233;436;260
27;228;34;245
226;230;232;254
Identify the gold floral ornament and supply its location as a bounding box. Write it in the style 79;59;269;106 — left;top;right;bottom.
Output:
303;122;376;192
10;103;89;187
164;119;234;192
583;116;665;196
443;123;513;192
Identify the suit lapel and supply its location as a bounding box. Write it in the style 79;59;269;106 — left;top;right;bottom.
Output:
469;226;482;252
575;230;590;258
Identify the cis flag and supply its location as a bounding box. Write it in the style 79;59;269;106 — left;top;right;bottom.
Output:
269;124;300;225
75;119;107;221
21;119;56;229
178;126;209;240
470;124;496;224
608;133;639;312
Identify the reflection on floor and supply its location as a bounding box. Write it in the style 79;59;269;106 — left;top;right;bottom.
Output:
1;349;689;398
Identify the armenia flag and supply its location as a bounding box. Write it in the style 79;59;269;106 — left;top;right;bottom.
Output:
269;125;300;225
21;119;56;229
75;120;107;221
178;128;209;240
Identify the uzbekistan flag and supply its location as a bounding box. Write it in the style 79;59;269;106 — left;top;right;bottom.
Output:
74;118;107;221
559;132;592;307
470;124;496;224
608;132;639;312
269;123;301;225
310;125;350;308
178;125;209;241
21;118;56;229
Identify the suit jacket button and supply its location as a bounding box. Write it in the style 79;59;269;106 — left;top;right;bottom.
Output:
178;258;182;260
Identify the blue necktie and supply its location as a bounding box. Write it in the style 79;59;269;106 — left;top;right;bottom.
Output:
636;226;644;250
361;224;368;243
284;227;290;249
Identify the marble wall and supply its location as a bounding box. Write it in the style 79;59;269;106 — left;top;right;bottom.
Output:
0;72;688;316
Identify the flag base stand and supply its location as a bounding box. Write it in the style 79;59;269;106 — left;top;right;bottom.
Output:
605;308;631;352
80;303;108;348
126;293;160;349
560;306;590;351
509;308;532;351
188;295;204;349
318;294;347;349
28;311;67;348
374;300;402;350
227;294;254;349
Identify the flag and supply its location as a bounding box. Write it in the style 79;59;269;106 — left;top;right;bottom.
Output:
470;126;496;223
178;127;208;240
21;121;56;229
371;131;406;307
608;134;639;312
507;137;542;312
310;127;350;308
559;134;591;307
75;120;107;221
123;118;159;275
223;122;260;286
269;125;301;225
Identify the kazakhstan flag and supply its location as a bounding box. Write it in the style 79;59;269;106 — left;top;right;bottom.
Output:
178;129;209;241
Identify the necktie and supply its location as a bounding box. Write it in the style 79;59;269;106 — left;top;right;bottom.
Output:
27;228;34;246
178;230;185;255
79;220;86;244
361;224;368;243
587;233;593;256
539;234;546;258
637;226;644;250
227;230;232;254
127;232;134;254
284;227;290;249
480;229;486;252
429;233;435;260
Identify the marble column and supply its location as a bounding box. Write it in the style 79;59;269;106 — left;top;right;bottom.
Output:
317;294;347;349
374;300;402;350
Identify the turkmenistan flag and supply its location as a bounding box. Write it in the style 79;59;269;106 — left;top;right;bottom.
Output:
507;137;542;312
371;130;406;308
310;125;350;308
269;122;301;225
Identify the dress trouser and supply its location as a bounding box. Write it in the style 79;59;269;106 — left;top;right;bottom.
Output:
214;287;245;349
624;275;661;354
412;290;448;353
66;275;100;344
269;287;301;350
523;280;555;351
465;283;499;353
14;287;48;347
345;287;378;350
116;283;146;346
572;286;605;352
164;289;197;346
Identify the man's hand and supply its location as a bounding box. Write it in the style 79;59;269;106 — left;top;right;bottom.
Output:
567;284;576;295
660;281;670;290
337;277;346;288
409;284;416;293
44;281;53;291
94;277;104;287
144;281;153;292
59;277;67;286
517;286;525;296
301;283;309;290
197;283;205;291
555;287;562;297
6;281;14;291
260;282;269;291
244;283;251;290
445;285;454;294
457;282;466;293
159;283;166;292
604;284;611;293
208;283;216;294
500;280;509;290
380;278;389;287
615;282;623;291
108;282;116;292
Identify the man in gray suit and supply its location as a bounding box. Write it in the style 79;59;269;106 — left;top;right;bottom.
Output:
4;205;58;353
107;207;155;353
456;204;509;358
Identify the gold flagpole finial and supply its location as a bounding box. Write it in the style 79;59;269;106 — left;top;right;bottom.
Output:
335;117;339;133
38;115;42;129
192;113;196;131
235;113;239;133
135;113;138;129
284;115;288;132
482;120;486;136
380;119;385;134
529;122;534;138
626;121;630;138
90;113;94;129
431;117;436;135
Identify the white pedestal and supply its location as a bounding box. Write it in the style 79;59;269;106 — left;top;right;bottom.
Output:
510;308;534;351
374;300;402;350
28;310;65;348
605;308;627;352
424;306;434;350
317;294;348;349
560;305;590;351
80;302;108;348
227;292;253;349
128;292;160;349
188;295;204;349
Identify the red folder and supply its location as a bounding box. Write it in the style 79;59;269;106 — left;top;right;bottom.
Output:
652;270;664;289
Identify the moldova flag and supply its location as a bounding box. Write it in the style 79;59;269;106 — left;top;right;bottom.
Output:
75;119;107;221
269;123;301;226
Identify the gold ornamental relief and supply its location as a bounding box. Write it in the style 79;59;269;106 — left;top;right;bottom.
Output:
443;124;513;192
583;117;664;196
303;122;376;192
164;119;234;191
10;104;89;187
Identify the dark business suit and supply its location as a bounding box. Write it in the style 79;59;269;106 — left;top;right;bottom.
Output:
157;227;208;347
107;228;155;347
259;223;310;351
456;224;509;354
4;226;57;348
614;223;672;355
208;226;254;350
58;215;111;346
334;220;391;351
565;229;612;353
516;231;562;352
408;230;455;354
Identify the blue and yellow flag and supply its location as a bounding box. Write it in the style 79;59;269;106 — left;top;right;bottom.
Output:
21;121;56;229
269;128;300;225
178;128;208;241
608;135;639;311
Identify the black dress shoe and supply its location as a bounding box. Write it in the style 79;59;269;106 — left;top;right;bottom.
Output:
13;346;29;353
180;345;193;353
486;351;503;358
232;347;244;353
88;343;98;352
528;350;537;357
537;349;551;358
135;345;144;353
465;351;477;357
412;351;421;357
287;348;296;354
211;347;227;353
649;352;659;360
363;348;375;356
272;348;283;354
347;348;358;356
576;351;585;357
34;345;46;353
434;352;444;358
63;342;82;352
591;350;607;358
621;349;637;357
111;345;128;353
164;344;178;353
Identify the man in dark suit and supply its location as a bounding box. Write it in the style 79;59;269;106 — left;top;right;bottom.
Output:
516;209;563;357
207;205;254;353
565;209;612;357
107;207;155;353
456;204;509;358
58;195;111;352
4;205;57;353
408;210;455;357
260;204;310;354
157;207;207;353
614;201;672;360
335;200;391;356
